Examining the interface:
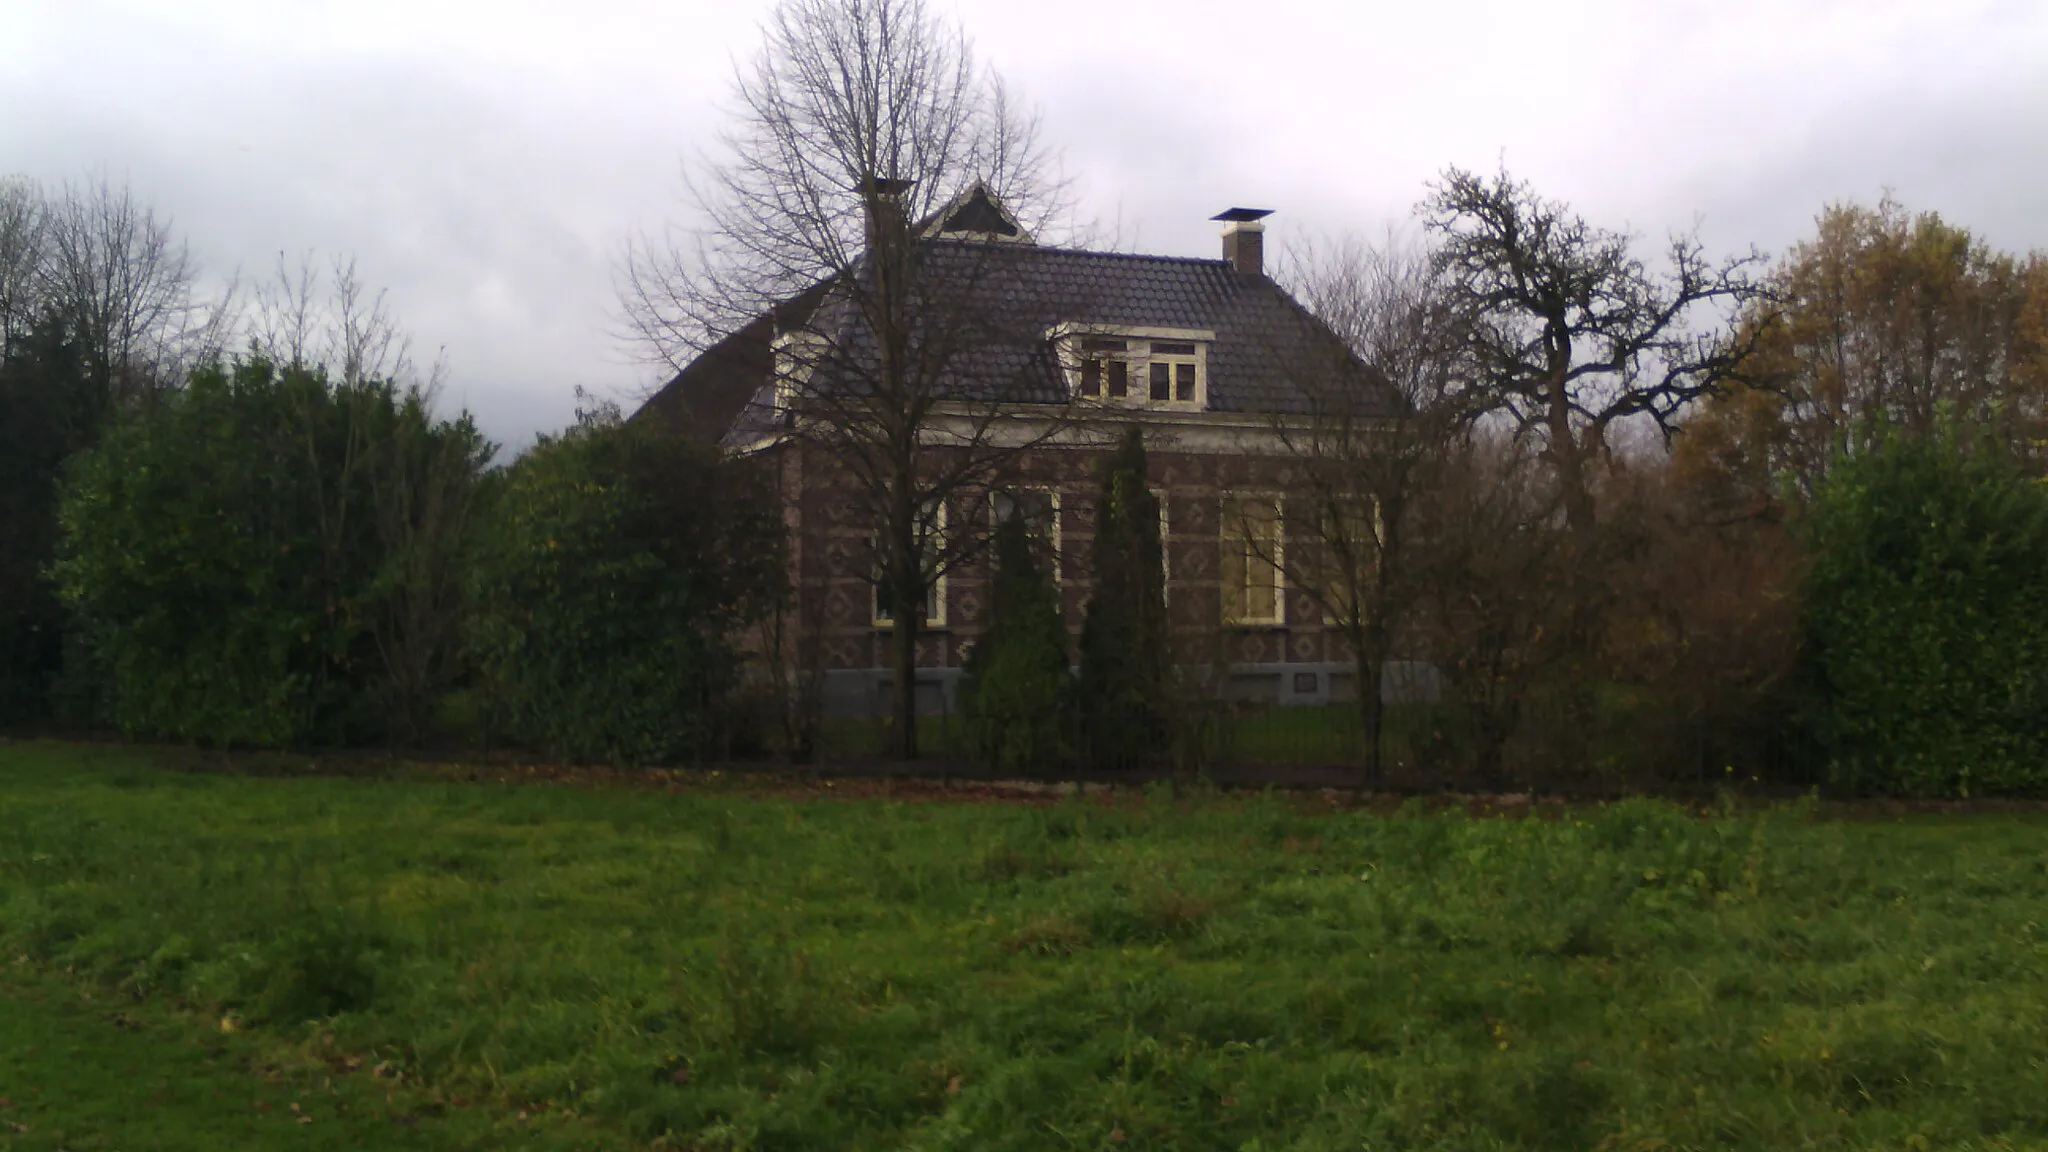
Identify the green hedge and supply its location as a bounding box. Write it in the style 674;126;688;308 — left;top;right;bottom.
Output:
55;358;488;746
468;409;784;765
1804;422;2048;795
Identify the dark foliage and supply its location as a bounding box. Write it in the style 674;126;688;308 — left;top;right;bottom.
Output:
1075;428;1170;771
958;512;1069;773
1804;419;2048;796
0;314;110;723
54;356;491;747
469;405;786;766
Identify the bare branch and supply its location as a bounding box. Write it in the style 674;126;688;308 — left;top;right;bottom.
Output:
619;0;1082;758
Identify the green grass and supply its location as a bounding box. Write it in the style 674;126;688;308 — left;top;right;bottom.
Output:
0;965;611;1150
5;740;2048;1150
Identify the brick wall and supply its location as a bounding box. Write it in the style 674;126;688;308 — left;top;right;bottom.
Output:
766;439;1355;676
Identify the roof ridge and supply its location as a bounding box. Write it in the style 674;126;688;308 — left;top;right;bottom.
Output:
925;238;1233;268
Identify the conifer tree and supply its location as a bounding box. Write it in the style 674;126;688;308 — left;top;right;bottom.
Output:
958;512;1069;773
1076;428;1170;770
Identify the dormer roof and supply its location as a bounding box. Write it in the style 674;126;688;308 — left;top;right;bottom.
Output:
921;182;1033;244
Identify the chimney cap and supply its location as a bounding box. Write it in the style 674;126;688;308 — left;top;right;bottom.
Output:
1211;207;1274;223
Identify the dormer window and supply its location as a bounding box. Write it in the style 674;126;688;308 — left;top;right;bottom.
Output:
1148;342;1199;402
1053;324;1213;410
1077;337;1130;399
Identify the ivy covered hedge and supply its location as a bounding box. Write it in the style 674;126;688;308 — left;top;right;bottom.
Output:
1804;422;2048;796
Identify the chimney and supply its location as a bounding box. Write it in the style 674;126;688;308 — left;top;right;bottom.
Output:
1212;207;1273;276
862;175;915;252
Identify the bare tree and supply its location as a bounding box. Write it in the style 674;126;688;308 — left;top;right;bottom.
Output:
1422;165;1767;540
249;251;430;387
619;0;1078;758
36;174;200;400
1409;429;1577;787
1265;231;1467;786
0;177;46;348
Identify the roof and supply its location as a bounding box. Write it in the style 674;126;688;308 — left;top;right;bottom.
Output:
636;227;1393;447
631;281;830;444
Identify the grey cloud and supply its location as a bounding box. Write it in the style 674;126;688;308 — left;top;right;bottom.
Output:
5;0;2044;457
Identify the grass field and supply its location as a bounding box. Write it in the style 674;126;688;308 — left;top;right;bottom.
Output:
4;741;2048;1150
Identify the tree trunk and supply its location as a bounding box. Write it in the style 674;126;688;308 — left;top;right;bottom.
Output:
892;572;921;761
1355;641;1386;790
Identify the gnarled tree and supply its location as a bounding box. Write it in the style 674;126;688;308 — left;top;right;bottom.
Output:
1423;166;1766;539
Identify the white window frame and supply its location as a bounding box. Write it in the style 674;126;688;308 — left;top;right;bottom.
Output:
1047;323;1214;411
989;488;1062;583
872;499;948;629
1220;492;1285;626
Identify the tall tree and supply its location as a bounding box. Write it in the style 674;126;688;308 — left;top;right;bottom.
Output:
1075;428;1169;771
1;175;206;723
1682;197;2048;507
37;175;200;401
619;0;1074;758
1423;166;1765;538
0;315;97;721
0;177;45;348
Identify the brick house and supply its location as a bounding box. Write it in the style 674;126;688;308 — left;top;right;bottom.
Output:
633;189;1400;717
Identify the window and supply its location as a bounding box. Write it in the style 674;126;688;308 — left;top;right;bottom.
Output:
1148;341;1199;402
1319;495;1382;576
1053;325;1212;409
1221;495;1283;625
1077;337;1127;399
873;500;947;627
990;489;1061;581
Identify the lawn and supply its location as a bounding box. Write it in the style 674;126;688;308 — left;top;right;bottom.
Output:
3;741;2047;1150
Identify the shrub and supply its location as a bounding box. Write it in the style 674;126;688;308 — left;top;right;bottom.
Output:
959;513;1070;774
54;357;490;746
1803;419;2048;795
469;403;784;765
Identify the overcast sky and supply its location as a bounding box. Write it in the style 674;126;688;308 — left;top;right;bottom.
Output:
5;0;2044;451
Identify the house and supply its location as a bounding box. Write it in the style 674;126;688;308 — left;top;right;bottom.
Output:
633;187;1401;718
